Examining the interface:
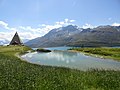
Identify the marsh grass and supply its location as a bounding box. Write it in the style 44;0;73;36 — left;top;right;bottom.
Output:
0;46;120;90
70;47;120;61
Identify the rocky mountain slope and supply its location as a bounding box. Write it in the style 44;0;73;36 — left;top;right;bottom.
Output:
25;25;120;48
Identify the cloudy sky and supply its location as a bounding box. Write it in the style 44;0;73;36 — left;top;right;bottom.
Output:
0;0;120;42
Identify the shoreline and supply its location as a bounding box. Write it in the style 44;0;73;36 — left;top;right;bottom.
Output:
68;48;120;61
68;50;106;59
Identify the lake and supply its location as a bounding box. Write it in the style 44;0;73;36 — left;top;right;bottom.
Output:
21;47;120;71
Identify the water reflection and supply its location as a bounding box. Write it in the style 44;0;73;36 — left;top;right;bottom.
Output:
21;51;120;71
34;51;78;64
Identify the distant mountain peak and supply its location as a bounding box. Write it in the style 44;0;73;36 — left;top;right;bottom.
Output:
25;25;120;48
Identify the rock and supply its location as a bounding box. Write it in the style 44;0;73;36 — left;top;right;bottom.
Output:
36;48;51;52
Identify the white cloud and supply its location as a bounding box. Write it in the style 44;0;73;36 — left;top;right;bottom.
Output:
112;23;120;26
70;20;75;23
55;19;75;26
82;23;96;29
0;21;8;29
65;19;69;23
0;32;13;41
0;19;76;42
0;21;17;31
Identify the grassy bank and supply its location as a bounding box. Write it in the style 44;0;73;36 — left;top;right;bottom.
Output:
0;46;120;90
70;47;120;61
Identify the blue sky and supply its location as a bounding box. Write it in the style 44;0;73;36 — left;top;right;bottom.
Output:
0;0;120;42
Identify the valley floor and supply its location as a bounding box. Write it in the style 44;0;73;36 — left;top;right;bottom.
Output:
0;46;120;90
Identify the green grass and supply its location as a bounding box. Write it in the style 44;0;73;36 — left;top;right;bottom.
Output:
70;47;120;61
0;46;120;90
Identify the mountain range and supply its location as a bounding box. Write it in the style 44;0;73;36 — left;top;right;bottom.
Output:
25;25;120;48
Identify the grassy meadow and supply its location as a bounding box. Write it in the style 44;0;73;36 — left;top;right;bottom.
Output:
0;46;120;90
70;47;120;61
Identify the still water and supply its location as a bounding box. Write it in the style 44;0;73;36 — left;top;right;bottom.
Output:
21;47;120;71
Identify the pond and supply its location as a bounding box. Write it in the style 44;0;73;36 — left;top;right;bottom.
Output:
21;47;120;71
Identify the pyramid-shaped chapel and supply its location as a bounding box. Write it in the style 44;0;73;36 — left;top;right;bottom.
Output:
9;32;23;45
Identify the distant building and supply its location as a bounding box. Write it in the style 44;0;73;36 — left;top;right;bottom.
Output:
9;32;23;45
